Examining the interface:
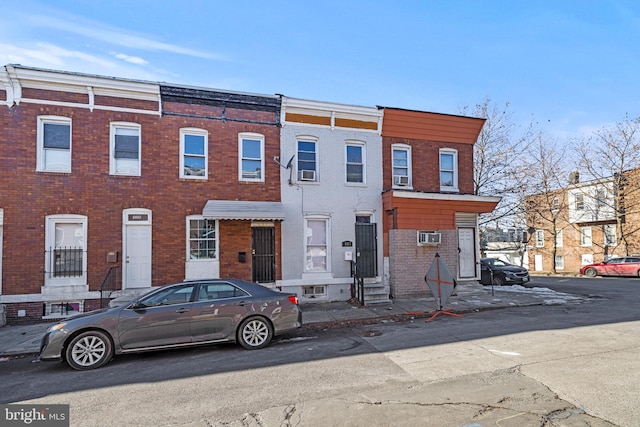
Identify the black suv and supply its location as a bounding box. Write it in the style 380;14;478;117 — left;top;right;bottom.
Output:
479;258;530;286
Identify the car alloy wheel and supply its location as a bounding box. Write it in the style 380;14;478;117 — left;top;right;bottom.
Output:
65;330;113;370
238;317;273;349
584;268;597;278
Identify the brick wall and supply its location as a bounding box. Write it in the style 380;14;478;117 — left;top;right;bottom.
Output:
388;229;459;298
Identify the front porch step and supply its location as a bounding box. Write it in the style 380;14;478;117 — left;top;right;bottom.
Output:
362;282;391;305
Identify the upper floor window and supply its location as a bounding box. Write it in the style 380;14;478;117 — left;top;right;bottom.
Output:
239;133;264;182
440;148;458;191
604;224;617;246
552;197;560;210
555;230;563;247
180;128;208;179
346;142;365;184
110;122;141;176
535;229;544;247
575;193;584;211
297;139;317;182
580;226;592;246
37;116;71;173
392;144;411;188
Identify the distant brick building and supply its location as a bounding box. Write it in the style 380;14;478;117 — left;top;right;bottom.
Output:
526;169;640;273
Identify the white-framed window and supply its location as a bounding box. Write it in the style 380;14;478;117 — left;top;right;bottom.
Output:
305;217;329;272
392;144;412;188
187;218;218;260
239;133;264;182
303;285;326;298
535;229;544;247
604;224;617;246
555;255;564;270
37;116;72;172
180;128;208;179
581;253;594;265
580;226;592;246
555;230;563;247
44;215;87;286
552;197;560;210
297;138;318;182
575;193;584;211
439;148;458;191
346;141;365;184
110;122;141;176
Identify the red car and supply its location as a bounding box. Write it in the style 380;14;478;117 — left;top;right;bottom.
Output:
580;256;640;277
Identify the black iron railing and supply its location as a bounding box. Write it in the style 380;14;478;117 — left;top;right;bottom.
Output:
99;266;119;308
350;260;365;306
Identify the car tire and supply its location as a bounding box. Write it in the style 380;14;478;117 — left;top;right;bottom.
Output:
238;317;273;350
584;268;597;278
493;276;505;286
65;330;113;371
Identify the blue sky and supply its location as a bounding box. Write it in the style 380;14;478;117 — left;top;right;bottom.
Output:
2;1;639;138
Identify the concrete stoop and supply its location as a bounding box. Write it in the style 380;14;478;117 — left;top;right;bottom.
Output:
363;282;392;305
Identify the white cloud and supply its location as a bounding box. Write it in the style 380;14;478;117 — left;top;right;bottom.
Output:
25;14;223;61
111;52;148;65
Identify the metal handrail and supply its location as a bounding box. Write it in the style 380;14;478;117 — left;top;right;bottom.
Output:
99;266;119;308
350;260;365;306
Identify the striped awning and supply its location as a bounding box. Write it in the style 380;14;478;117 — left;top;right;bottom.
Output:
202;200;285;220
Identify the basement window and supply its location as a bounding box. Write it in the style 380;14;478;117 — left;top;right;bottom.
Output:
302;286;326;298
42;301;84;319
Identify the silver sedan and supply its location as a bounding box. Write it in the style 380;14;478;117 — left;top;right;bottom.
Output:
39;279;303;370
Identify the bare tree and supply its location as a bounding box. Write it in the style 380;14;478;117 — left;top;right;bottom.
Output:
462;98;535;228
523;132;573;273
578;115;640;255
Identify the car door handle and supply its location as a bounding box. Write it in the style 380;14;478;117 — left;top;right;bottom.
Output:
235;301;246;306
175;308;190;313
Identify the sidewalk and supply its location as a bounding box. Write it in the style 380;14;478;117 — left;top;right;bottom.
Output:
0;284;587;359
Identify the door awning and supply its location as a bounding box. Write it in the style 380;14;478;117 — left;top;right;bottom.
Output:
202;200;286;220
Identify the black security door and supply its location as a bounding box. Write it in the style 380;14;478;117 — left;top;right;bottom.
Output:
355;223;377;277
252;227;275;283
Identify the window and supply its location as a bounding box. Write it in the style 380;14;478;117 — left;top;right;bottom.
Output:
110;122;141;176
552;197;560;210
37;116;71;172
580;226;592;246
582;254;594;265
346;142;365;184
555;255;564;270
604;224;617;246
575;193;584;211
45;215;87;285
180;128;207;179
555;230;563;247
139;284;196;307
535;229;544;247
188;218;218;260
297;139;317;181
197;282;248;301
392;144;411;187
305;218;329;272
239;133;264;181
440;148;458;191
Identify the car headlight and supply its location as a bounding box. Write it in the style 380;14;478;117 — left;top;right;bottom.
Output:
47;323;66;333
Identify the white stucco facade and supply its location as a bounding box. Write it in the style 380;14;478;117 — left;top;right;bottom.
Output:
278;97;384;301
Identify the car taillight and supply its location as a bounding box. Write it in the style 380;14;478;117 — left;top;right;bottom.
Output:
287;295;299;305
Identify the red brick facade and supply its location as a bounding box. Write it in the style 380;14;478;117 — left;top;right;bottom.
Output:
0;66;282;323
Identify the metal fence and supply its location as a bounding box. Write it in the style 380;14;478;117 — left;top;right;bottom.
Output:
46;246;85;278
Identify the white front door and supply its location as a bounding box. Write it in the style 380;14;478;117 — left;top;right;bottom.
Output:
534;254;543;271
458;227;476;278
123;209;152;289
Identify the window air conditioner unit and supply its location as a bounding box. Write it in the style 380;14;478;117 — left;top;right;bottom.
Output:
418;231;441;245
394;175;409;186
300;170;316;181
